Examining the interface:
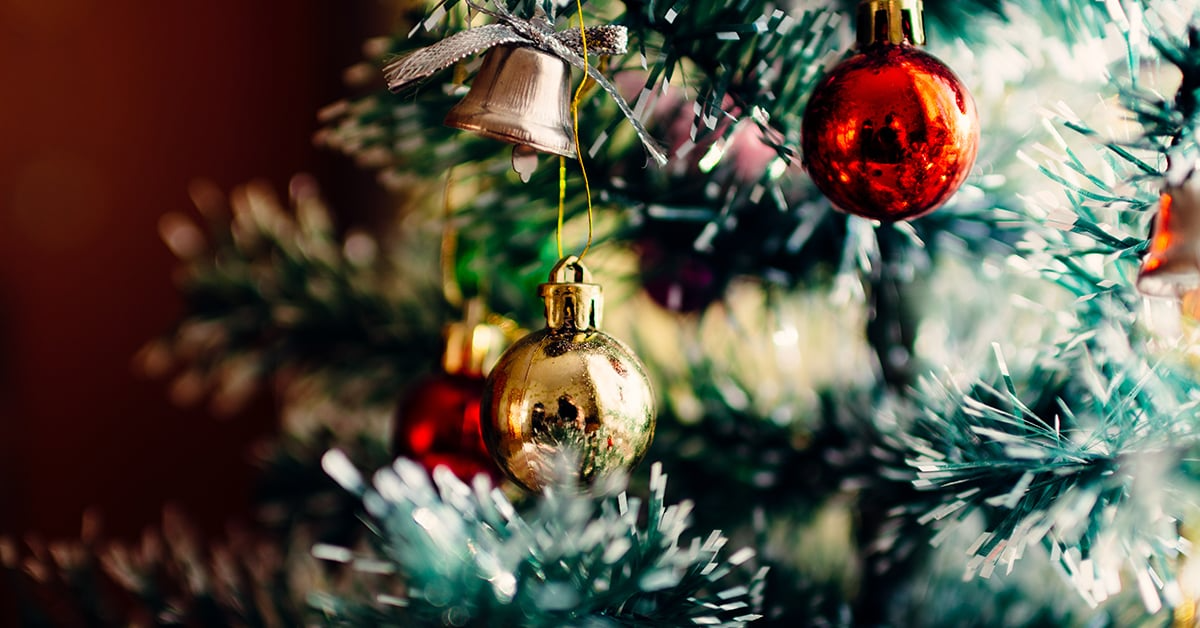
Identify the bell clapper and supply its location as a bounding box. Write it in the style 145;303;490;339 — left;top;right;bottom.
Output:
512;145;540;182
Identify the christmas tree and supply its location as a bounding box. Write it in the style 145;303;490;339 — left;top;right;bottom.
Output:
7;0;1200;625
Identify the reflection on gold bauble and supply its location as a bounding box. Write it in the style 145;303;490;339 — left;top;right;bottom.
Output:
481;257;656;492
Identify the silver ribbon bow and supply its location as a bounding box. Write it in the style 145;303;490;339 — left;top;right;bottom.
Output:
383;7;666;165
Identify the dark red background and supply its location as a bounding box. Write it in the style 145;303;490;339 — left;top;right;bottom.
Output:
0;1;387;545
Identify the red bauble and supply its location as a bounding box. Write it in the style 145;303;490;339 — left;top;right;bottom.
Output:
643;258;719;313
395;373;498;481
636;239;721;313
801;44;979;222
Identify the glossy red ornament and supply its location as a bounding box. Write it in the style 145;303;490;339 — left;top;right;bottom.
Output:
393;298;511;481
395;373;497;480
643;257;719;313
636;239;721;313
802;27;979;221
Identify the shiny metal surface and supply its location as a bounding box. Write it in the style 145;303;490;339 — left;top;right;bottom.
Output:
444;44;576;158
857;0;925;46
441;298;510;377
480;257;656;492
801;43;978;221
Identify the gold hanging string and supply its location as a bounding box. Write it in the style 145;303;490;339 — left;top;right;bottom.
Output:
570;0;596;262
557;155;567;258
555;0;596;262
442;167;464;307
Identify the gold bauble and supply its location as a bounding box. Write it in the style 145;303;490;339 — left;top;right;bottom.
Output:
481;257;656;492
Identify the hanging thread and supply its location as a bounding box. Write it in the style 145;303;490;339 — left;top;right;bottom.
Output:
556;0;596;262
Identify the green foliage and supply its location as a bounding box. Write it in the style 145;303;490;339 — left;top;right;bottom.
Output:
1131;25;1200;162
884;4;1200;617
145;177;449;412
2;510;302;626
900;344;1199;606
312;452;767;627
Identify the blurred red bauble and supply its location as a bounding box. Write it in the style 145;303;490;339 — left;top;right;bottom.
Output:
395;373;497;481
393;298;511;481
637;240;721;313
801;14;979;222
644;259;719;313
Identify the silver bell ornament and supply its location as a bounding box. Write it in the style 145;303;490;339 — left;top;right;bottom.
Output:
480;256;656;492
444;44;576;159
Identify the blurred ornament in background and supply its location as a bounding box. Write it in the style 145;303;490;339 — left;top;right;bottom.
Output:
801;0;979;221
481;257;656;492
1138;167;1200;297
636;239;722;313
1182;288;1200;328
394;298;512;480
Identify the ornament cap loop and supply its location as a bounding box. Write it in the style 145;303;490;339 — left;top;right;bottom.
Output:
443;298;509;376
857;0;925;47
539;256;603;331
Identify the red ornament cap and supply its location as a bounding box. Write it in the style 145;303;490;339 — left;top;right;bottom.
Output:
441;298;509;377
801;1;979;222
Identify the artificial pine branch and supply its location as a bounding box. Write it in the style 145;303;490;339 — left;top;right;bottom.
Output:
313;452;767;627
143;176;448;415
1;510;303;626
898;343;1200;611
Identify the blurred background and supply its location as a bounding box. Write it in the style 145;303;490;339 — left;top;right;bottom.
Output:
0;0;387;541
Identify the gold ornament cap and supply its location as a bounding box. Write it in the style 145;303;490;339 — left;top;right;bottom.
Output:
539;256;603;331
857;0;926;46
442;298;509;377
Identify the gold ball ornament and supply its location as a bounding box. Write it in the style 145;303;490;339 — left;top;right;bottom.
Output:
481;257;656;492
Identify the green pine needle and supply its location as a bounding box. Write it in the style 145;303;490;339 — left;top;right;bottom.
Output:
314;451;767;627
